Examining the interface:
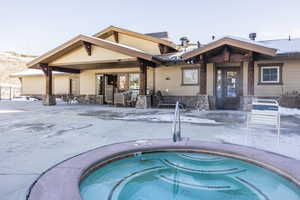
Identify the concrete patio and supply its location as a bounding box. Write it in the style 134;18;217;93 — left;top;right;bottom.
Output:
0;101;300;200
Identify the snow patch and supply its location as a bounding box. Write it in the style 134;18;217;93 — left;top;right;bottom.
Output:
12;96;40;102
119;114;218;124
217;128;300;160
279;107;300;116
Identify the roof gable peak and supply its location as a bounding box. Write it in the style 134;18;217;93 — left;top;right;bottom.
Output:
93;25;177;50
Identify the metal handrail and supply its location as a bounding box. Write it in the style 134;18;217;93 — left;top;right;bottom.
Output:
172;101;182;142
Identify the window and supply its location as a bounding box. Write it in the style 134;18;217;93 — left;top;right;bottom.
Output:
182;68;199;85
129;73;140;90
259;64;283;84
118;74;128;91
95;74;104;95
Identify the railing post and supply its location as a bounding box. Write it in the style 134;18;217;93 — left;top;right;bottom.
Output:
172;101;182;142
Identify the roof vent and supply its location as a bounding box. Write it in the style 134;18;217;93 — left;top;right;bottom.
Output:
249;33;257;41
212;35;215;40
180;36;190;46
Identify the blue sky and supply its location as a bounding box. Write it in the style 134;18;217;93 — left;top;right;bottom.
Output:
1;0;300;55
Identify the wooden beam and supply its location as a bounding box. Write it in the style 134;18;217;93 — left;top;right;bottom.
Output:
139;60;147;95
207;54;249;63
113;31;119;43
224;46;230;62
247;52;254;95
159;44;168;54
51;66;80;74
39;63;48;74
82;41;92;56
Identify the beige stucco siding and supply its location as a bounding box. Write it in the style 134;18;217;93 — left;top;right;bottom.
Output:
155;66;199;96
147;67;154;91
105;33;161;55
50;46;134;66
21;76;45;95
54;76;69;94
255;60;300;96
207;63;214;96
21;75;71;95
119;34;161;55
80;68;140;95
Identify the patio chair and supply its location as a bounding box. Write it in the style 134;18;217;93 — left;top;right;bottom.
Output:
114;91;131;106
247;98;281;140
126;91;138;107
155;91;184;108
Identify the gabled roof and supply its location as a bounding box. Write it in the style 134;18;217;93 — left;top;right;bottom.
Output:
93;26;177;50
27;34;159;68
181;36;277;60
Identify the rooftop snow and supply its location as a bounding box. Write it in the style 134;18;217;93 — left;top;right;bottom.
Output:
259;38;300;54
156;45;199;62
207;36;300;54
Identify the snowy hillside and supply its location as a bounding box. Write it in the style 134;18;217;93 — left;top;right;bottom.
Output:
0;51;36;86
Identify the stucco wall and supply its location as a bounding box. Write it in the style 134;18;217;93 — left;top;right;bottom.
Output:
54;76;69;94
207;63;215;96
50;45;134;66
105;33;161;55
21;76;45;95
254;60;300;96
155;65;199;96
21;75;71;95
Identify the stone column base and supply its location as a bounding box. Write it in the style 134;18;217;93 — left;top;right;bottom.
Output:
240;96;254;111
196;95;210;110
135;95;151;109
43;95;56;106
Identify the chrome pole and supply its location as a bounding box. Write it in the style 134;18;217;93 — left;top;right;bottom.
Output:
172;101;182;142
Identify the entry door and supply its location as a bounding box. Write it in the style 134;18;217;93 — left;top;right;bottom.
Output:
216;68;241;110
104;74;117;104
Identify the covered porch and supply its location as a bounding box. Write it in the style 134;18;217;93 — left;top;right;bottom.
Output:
27;34;160;108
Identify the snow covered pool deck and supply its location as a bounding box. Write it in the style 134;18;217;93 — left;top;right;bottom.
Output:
0;101;299;200
27;139;300;200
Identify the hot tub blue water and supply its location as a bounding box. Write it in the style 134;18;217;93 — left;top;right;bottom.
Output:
80;152;300;200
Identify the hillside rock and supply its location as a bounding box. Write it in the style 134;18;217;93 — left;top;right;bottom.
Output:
0;52;36;86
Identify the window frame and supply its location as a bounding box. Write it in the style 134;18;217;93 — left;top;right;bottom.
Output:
181;67;200;86
258;63;283;85
117;73;129;91
128;73;140;90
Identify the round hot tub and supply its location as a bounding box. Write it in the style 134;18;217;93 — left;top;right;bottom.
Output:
80;151;300;200
27;140;300;200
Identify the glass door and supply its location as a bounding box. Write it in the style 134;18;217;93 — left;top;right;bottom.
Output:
216;68;241;109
